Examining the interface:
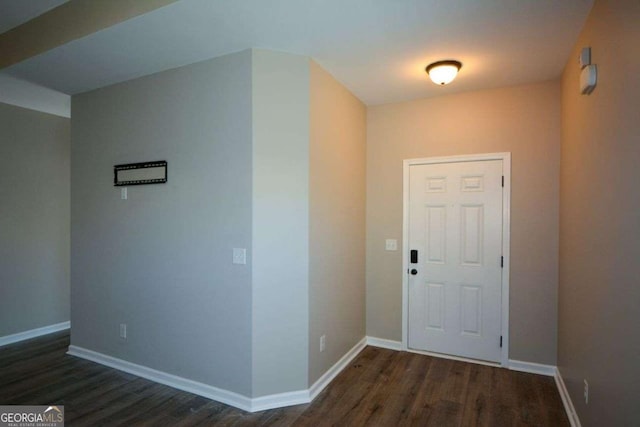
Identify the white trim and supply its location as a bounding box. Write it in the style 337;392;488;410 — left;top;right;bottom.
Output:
555;368;582;427
367;335;500;367
68;336;367;413
366;336;403;351
250;390;309;412
252;336;367;411
0;321;70;347
68;339;578;424
402;160;410;352
401;152;511;366
308;336;367;401
500;153;511;367
508;359;556;376
68;345;253;412
408;348;501;368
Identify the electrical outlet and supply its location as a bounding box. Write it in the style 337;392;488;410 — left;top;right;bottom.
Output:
385;239;398;251
120;323;127;340
232;248;247;265
320;335;326;352
584;379;589;404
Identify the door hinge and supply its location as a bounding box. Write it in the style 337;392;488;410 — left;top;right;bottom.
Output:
500;336;503;348
502;175;504;187
501;256;504;268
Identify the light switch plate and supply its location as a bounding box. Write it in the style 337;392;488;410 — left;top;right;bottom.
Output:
580;64;597;95
232;248;247;265
385;239;398;251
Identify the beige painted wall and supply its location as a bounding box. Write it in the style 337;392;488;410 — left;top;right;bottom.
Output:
559;0;640;424
308;61;366;385
367;81;561;364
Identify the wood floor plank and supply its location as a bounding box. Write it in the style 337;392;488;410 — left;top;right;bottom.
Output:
459;363;493;427
368;351;433;426
0;332;570;426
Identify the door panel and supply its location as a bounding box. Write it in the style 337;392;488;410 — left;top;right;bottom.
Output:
426;282;445;330
408;160;503;362
460;285;482;336
461;204;483;266
426;206;446;263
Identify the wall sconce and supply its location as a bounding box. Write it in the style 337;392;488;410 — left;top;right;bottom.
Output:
426;60;462;85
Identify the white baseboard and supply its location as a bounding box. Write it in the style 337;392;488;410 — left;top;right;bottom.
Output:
252;336;367;411
68;345;253;411
367;339;556;376
308;336;367;401
366;336;402;351
0;321;70;347
67;337;578;425
68;336;367;413
555;368;582;427
408;348;501;368
508;359;556;376
249;389;309;412
366;336;500;367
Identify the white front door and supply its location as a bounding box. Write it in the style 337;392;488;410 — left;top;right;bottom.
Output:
408;159;504;362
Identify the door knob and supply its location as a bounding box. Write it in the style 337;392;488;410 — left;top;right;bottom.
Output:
410;269;418;275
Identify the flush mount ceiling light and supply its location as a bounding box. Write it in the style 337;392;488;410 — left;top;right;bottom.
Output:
426;60;462;85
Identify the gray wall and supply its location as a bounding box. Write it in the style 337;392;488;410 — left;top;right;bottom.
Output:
70;50;253;395
0;102;70;337
559;0;640;424
308;60;366;385
366;81;561;365
251;49;310;397
70;48;367;399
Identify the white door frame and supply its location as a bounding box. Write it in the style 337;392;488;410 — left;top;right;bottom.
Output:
402;152;511;367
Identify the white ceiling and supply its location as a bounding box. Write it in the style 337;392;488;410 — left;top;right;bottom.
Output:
1;0;593;105
0;0;68;35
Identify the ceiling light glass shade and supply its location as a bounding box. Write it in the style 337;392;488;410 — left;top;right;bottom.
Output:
426;60;462;85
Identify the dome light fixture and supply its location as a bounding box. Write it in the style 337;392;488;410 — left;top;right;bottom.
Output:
426;60;462;85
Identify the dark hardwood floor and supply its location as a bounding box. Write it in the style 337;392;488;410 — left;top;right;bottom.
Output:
0;331;569;426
